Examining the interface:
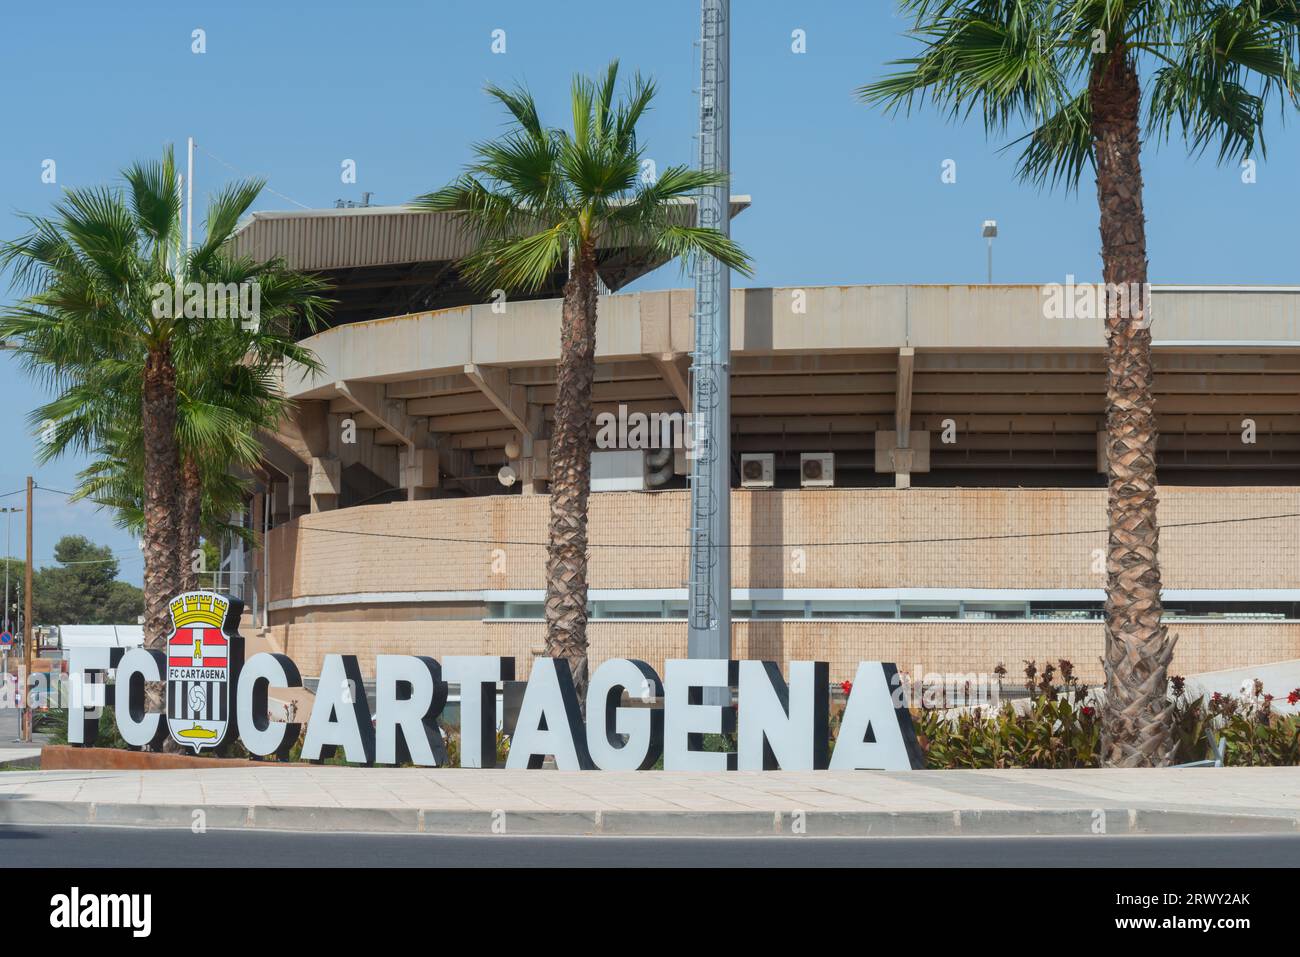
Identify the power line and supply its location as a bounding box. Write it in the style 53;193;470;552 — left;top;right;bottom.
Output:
282;510;1300;550
21;484;140;563
19;480;1300;551
48;554;143;565
195;144;313;211
32;484;77;498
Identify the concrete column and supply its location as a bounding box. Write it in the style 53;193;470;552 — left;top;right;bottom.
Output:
892;448;914;489
309;457;340;512
520;405;547;495
288;471;310;519
271;479;291;525
250;492;265;625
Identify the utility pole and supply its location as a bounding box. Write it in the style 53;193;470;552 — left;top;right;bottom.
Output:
21;477;33;742
687;0;732;699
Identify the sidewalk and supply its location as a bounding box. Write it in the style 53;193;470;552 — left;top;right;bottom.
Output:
0;766;1297;837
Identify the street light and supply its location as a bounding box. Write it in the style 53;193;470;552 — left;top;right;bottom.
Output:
982;220;998;283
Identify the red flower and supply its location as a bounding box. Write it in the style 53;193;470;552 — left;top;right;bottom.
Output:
1081;706;1095;718
1288;689;1300;706
840;680;853;695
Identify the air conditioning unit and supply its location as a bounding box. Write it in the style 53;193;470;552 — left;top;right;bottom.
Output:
800;453;835;488
591;450;646;491
739;453;774;488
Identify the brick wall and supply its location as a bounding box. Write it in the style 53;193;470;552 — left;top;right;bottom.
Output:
269;486;1299;596
264;487;1300;681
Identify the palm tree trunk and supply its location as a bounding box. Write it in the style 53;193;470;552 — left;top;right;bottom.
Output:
544;240;598;704
142;346;182;652
1090;46;1177;767
179;455;202;592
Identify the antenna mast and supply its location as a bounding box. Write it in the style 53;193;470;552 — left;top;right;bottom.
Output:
687;0;732;690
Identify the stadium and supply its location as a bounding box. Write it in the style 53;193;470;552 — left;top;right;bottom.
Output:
223;203;1300;687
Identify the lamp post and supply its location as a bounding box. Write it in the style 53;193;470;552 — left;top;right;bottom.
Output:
982;220;998;283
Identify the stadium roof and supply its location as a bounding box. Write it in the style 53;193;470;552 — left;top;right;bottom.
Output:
229;198;752;330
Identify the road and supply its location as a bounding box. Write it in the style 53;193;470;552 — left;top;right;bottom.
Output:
3;825;1299;867
0;704;50;754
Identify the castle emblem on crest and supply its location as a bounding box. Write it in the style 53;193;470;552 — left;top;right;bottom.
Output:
165;592;238;752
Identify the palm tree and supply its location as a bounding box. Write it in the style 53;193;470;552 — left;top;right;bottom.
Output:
1;148;327;648
418;61;751;701
861;1;1300;766
169;255;327;588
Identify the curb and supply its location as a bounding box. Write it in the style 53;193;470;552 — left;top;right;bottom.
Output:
0;754;41;770
0;800;1296;837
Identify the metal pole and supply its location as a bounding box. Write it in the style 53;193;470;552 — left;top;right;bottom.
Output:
687;0;732;694
21;477;33;742
987;237;993;284
186;136;195;252
2;506;15;634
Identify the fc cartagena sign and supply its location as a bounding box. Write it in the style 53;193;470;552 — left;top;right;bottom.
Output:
64;592;924;771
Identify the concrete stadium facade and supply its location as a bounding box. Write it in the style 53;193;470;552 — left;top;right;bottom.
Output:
228;274;1300;686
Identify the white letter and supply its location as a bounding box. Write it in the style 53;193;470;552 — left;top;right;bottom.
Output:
113;648;167;748
300;655;374;763
829;663;923;770
737;660;829;770
586;659;663;770
374;655;448;766
237;653;303;758
505;658;593;769
65;645;112;745
443;656;514;767
663;659;737;770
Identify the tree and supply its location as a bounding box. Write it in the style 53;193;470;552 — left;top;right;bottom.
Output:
2;148;327;648
31;535;143;626
418;61;751;701
860;0;1300;766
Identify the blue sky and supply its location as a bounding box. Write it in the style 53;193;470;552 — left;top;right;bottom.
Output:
2;0;1298;584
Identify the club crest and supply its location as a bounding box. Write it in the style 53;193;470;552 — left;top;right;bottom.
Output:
165;592;241;752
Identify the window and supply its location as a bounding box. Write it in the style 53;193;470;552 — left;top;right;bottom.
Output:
809;600;897;619
961;601;1028;620
900;601;960;620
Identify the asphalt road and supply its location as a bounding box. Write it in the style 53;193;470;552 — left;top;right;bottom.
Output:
4;825;1299;867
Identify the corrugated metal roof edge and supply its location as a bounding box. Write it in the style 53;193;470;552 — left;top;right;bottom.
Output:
232;196;752;232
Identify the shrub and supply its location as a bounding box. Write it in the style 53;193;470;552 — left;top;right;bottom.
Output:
907;663;1300;770
912;696;1100;769
44;707;130;750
